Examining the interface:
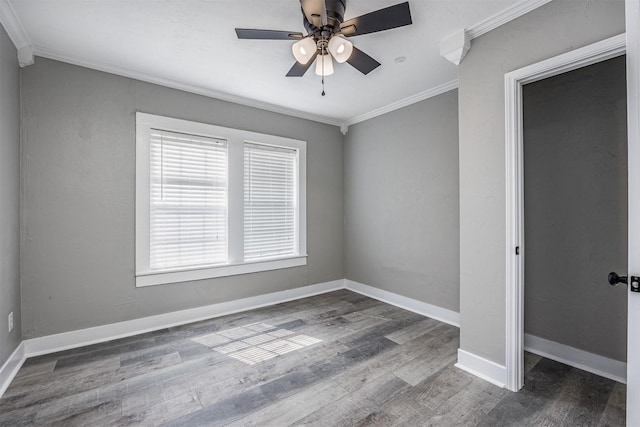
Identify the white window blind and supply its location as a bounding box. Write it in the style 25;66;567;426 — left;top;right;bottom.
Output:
244;142;298;260
136;113;306;287
149;130;228;270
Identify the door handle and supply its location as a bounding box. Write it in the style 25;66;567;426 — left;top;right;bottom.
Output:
609;272;640;292
608;272;627;286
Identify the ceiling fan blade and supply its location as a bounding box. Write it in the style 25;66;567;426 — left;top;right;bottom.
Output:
346;47;381;75
340;2;412;37
286;52;319;77
235;28;303;40
300;0;325;28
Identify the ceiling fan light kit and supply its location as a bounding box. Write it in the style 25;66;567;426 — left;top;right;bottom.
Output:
327;36;353;63
292;37;317;64
315;53;334;76
236;0;412;93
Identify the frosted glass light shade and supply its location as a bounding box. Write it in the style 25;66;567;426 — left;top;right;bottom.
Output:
292;38;317;65
315;54;334;76
327;36;353;63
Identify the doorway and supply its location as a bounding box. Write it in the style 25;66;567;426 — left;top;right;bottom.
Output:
504;33;629;392
522;55;628;386
517;55;628;424
505;5;640;424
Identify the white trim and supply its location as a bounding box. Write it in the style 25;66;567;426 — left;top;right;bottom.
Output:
0;280;340;397
626;0;640;424
455;348;507;388
16;44;33;67
22;280;343;358
2;279;463;397
441;0;552;65
504;34;626;392
466;0;553;40
33;42;456;132
504;60;525;392
524;334;626;384
136;256;308;287
135;112;307;287
0;0;30;49
32;46;342;128
503;34;626;86
1;0;552;122
344;279;460;327
341;80;458;128
0;342;26;398
439;30;470;66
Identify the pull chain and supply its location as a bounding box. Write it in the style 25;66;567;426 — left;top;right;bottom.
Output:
321;37;327;96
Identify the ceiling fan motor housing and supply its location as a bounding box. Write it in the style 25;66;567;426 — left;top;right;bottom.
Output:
302;0;346;36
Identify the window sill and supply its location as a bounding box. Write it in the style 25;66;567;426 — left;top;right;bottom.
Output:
135;255;308;287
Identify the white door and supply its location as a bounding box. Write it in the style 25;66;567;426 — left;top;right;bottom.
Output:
626;0;640;424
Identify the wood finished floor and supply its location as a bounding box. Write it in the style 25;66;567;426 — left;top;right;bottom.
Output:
0;290;626;426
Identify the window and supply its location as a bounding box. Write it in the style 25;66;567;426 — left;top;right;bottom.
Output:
136;113;306;287
244;143;298;260
149;130;228;270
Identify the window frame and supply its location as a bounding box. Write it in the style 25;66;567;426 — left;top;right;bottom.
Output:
135;113;307;287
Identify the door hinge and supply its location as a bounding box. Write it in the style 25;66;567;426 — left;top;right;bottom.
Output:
515;246;520;255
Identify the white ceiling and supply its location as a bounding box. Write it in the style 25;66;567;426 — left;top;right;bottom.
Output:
6;0;541;125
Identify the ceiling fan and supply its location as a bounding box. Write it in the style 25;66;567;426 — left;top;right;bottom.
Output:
235;0;412;81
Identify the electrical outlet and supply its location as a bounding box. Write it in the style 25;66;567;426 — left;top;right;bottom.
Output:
8;312;13;333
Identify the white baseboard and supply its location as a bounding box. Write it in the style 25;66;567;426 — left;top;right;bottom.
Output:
2;278;463;398
344;279;460;327
455;348;507;388
1;280;340;398
22;280;343;358
0;280;342;398
0;342;26;398
524;333;626;384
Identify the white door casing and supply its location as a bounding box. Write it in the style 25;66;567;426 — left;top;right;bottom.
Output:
625;0;640;424
503;31;631;412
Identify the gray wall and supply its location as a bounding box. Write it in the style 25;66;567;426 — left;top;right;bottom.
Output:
0;25;21;364
458;0;626;364
344;90;460;312
20;58;344;338
523;56;628;362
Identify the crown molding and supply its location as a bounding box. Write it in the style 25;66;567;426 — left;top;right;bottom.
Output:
34;45;460;133
32;46;344;128
440;0;553;65
440;29;471;66
0;0;29;48
0;0;33;66
340;79;458;130
466;0;554;40
3;0;553;125
17;44;34;67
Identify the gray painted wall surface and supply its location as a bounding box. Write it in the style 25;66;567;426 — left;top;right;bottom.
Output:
344;91;460;312
0;25;21;364
20;58;344;338
523;56;628;362
458;0;625;364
